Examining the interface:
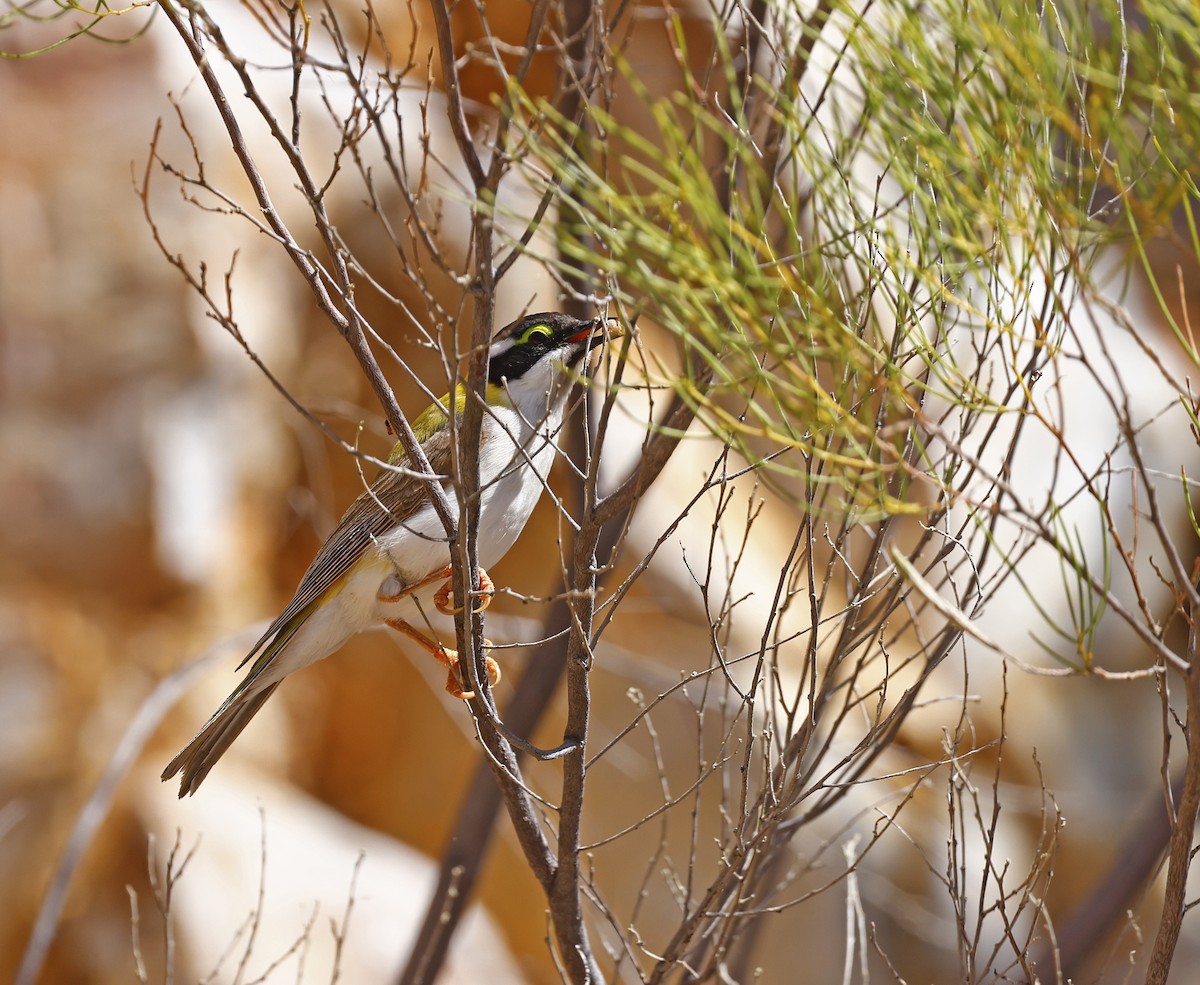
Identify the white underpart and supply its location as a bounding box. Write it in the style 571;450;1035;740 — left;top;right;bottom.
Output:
375;341;572;579
245;344;577;691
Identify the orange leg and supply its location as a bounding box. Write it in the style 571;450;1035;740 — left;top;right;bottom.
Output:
434;567;495;616
385;617;500;699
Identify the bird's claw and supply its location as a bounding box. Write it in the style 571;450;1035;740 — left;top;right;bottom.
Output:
434;568;495;616
438;641;500;699
384;590;499;698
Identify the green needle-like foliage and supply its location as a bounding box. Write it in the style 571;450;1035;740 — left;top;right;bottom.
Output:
510;0;1200;525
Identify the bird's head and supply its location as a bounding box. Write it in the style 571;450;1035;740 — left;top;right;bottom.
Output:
487;311;623;414
399;313;624;448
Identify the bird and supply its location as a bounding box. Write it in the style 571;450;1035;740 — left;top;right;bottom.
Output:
162;311;622;796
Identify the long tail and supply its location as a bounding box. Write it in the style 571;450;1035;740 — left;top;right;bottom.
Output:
163;600;315;796
161;682;282;797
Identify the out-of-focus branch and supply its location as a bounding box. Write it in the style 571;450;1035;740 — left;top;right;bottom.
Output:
1024;767;1185;982
593;388;708;526
14;628;263;985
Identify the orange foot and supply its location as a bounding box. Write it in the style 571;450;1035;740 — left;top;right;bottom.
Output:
434;567;495;615
385;617;501;699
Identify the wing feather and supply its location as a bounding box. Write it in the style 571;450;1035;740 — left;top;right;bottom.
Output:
237;429;454;670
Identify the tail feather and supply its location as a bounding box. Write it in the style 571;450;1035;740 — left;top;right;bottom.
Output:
162;600;317;796
161;683;281;797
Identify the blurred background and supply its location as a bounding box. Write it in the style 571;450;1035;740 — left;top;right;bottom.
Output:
0;8;556;982
0;5;723;982
3;1;1200;983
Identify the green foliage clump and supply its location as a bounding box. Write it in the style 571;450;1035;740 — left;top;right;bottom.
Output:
512;0;1200;520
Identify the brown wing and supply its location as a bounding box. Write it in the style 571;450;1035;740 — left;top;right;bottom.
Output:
237;429;453;669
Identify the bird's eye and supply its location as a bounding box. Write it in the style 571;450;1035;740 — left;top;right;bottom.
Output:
518;324;553;344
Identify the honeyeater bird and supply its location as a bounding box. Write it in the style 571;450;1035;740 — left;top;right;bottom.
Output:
162;311;621;797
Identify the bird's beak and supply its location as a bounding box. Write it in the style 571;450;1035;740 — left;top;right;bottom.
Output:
566;316;625;348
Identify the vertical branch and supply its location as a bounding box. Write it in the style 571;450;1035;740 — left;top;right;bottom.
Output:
546;0;606;980
396;603;579;985
420;2;607;982
421;0;558;882
401;0;638;976
425;0;556;699
1145;584;1200;985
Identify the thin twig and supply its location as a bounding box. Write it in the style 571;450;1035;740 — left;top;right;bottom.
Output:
154;0;455;533
14;627;264;985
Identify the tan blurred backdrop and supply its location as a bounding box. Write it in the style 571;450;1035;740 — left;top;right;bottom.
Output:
4;3;1200;984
